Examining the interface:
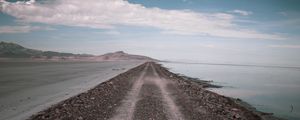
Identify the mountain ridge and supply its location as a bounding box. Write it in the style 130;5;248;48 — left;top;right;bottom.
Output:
96;51;156;61
0;41;157;61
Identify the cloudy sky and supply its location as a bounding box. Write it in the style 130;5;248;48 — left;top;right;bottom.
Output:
0;0;300;66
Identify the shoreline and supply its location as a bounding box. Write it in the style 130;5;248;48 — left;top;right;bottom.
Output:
29;62;282;120
157;63;284;120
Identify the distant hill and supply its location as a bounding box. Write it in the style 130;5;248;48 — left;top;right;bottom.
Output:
0;42;42;58
95;51;157;61
0;41;157;61
0;41;92;59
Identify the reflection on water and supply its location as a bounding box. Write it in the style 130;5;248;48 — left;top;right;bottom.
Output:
162;62;300;120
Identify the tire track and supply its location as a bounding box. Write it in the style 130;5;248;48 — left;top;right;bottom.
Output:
150;64;185;120
111;62;185;120
132;63;168;120
109;63;149;120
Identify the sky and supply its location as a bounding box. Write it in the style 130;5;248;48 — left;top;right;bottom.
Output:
0;0;300;66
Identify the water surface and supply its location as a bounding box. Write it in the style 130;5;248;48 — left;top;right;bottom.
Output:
162;62;300;120
0;61;143;120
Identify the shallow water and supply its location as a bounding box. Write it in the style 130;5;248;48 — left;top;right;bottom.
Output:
0;61;143;120
162;62;300;120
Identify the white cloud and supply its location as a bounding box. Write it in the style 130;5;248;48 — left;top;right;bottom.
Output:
268;45;300;49
230;10;253;16
0;0;283;40
0;25;54;33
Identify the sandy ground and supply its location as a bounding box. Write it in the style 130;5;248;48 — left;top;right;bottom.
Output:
30;62;277;120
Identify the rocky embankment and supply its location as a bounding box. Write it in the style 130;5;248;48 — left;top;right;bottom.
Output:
30;62;279;120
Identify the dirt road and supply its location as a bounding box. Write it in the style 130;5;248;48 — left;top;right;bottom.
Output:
110;63;184;120
31;62;266;120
